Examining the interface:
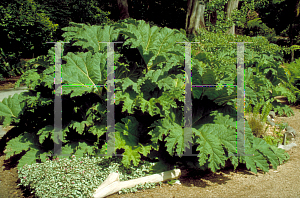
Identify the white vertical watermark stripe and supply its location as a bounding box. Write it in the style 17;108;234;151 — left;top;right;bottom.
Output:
229;42;253;156
46;42;70;157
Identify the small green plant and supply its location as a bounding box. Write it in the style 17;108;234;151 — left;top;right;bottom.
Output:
281;58;300;104
278;122;288;131
248;113;265;138
263;135;280;146
247;99;274;138
17;154;158;197
263;122;286;146
167;179;176;186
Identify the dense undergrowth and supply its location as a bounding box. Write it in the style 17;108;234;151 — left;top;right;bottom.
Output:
0;18;300;197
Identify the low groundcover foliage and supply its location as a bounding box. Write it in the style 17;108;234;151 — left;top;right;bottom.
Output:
0;18;297;196
17;154;157;197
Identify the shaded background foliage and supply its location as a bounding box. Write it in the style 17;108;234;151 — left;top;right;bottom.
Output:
0;0;58;78
0;0;114;79
1;0;299;60
0;0;299;90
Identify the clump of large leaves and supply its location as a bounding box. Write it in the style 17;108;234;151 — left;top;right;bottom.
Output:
0;19;291;176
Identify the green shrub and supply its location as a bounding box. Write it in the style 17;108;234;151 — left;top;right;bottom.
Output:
0;48;22;78
0;48;41;79
283;58;300;86
245;18;276;41
37;0;115;42
0;0;58;54
279;58;300;104
0;0;58;78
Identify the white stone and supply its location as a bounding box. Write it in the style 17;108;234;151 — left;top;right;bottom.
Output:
278;143;297;151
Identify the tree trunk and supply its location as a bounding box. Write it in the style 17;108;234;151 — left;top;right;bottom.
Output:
186;0;206;35
225;0;239;34
117;0;130;20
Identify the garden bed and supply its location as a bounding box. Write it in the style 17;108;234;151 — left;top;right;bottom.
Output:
0;77;299;198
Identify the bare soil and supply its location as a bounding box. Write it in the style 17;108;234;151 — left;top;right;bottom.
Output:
0;78;299;198
0;75;26;91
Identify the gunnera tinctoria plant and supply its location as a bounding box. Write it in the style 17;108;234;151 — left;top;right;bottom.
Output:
17;154;159;197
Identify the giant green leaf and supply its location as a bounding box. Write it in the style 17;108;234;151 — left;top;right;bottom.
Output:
114;116;153;167
62;22;119;54
0;92;27;127
61;51;107;98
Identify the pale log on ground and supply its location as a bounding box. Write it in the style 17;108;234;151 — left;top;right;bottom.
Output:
93;169;181;198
